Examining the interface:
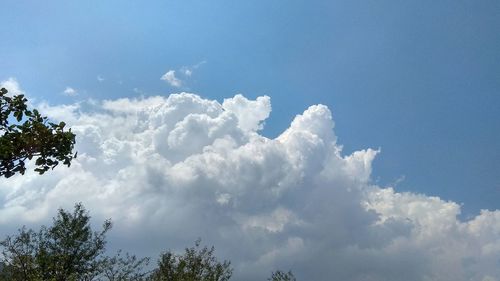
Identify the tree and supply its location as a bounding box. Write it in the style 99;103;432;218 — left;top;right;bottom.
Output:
0;203;111;280
0;87;76;178
149;239;233;281
38;203;111;281
0;227;39;280
268;270;297;281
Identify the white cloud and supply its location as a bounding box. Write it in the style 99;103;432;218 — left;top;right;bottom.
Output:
164;61;206;87
160;70;182;88
222;94;271;131
181;60;206;77
97;75;105;82
1;77;25;96
0;91;499;281
63;87;78;96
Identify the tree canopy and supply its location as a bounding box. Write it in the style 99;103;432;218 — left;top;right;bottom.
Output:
0;87;76;178
150;239;232;281
0;203;113;280
0;204;231;281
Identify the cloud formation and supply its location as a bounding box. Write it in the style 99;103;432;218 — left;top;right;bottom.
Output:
162;61;206;88
161;70;182;88
0;78;24;96
0;87;499;280
63;87;78;96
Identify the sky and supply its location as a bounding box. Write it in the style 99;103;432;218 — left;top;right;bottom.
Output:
0;1;499;280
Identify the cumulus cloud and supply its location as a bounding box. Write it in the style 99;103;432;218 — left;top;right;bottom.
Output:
63;86;78;96
161;70;182;88
0;91;499;281
222;94;271;131
1;77;24;96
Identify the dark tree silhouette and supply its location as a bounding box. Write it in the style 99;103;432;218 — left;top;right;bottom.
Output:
149;239;232;281
268;270;297;281
0;203;111;280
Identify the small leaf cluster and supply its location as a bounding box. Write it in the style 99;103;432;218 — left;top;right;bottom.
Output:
0;87;76;178
268;270;297;281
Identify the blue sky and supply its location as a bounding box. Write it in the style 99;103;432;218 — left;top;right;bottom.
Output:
1;1;500;279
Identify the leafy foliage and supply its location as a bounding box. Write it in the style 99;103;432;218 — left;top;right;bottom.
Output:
268;270;297;281
101;250;150;281
0;87;76;178
149;239;232;281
